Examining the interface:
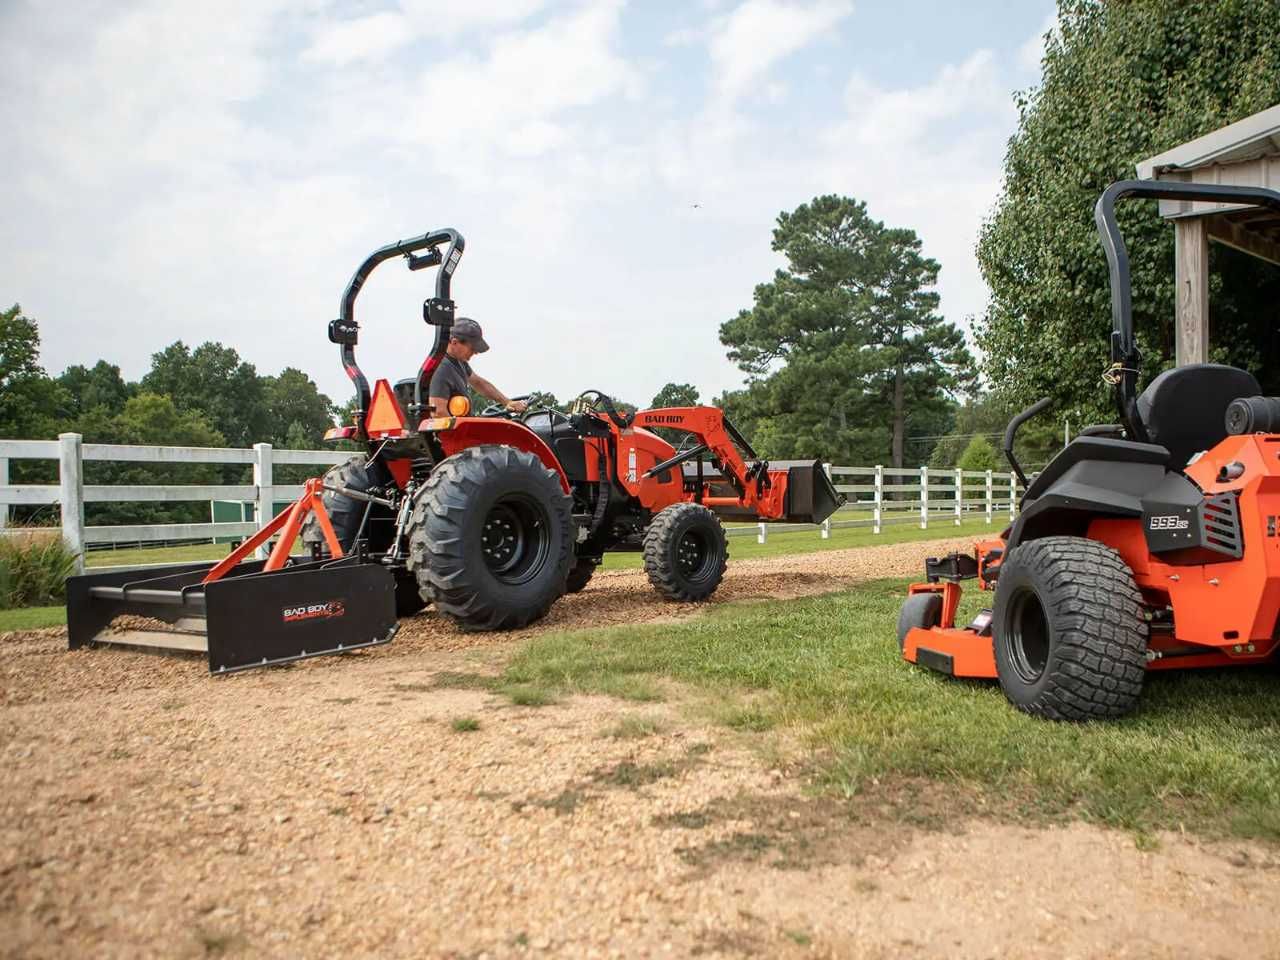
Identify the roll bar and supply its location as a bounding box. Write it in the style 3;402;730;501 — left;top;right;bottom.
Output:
328;229;465;429
1094;179;1280;440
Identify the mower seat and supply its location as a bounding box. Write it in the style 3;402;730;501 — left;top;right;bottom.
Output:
1136;363;1260;467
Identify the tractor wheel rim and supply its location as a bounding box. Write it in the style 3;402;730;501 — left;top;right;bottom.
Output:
1007;587;1050;683
676;529;713;581
481;496;549;584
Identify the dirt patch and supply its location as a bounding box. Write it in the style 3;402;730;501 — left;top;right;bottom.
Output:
5;536;1278;957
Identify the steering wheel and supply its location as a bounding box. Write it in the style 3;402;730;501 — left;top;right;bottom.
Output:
479;394;531;418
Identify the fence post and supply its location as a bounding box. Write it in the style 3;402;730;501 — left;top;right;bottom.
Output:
1009;472;1017;520
919;466;929;529
820;463;832;539
985;469;994;524
58;433;85;572
873;465;883;534
0;456;7;531
757;521;767;545
254;443;274;559
952;467;962;526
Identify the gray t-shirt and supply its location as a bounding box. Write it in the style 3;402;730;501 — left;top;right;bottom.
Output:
429;355;472;410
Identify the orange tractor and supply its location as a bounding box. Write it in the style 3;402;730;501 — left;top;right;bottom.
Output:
898;179;1280;720
68;229;842;673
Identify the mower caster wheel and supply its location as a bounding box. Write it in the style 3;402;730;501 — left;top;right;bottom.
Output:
564;558;598;594
992;536;1147;721
897;592;942;653
643;503;728;602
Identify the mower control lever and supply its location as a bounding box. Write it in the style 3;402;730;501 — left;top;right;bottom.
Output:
1003;397;1051;488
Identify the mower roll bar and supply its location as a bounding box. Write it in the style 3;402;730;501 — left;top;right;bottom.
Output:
1094;179;1280;441
328;228;466;429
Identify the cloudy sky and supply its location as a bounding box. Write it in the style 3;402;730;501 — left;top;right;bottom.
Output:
2;0;1055;413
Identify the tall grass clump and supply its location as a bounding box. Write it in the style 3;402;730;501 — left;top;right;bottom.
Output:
0;531;78;608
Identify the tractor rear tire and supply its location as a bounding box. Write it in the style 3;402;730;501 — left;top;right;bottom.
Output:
897;592;942;653
643;503;728;602
565;558;598;594
992;536;1147;721
407;445;573;631
300;456;428;617
300;456;376;551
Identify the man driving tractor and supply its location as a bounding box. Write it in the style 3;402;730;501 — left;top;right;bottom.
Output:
428;318;527;416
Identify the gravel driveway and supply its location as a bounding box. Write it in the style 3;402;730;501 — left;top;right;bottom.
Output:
3;536;1278;958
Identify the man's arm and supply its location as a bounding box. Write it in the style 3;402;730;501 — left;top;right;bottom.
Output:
428;396;449;416
469;373;526;412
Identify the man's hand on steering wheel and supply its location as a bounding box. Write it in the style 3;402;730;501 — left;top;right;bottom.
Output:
506;399;528;414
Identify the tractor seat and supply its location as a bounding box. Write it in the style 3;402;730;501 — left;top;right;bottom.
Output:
1136;363;1260;467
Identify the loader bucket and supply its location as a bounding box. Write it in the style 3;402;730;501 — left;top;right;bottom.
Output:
781;460;845;525
66;556;398;674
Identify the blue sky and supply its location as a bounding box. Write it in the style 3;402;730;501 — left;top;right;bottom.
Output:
1;0;1056;414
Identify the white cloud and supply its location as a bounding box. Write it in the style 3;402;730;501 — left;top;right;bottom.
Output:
708;0;853;103
302;11;414;66
819;50;1017;335
1017;11;1058;73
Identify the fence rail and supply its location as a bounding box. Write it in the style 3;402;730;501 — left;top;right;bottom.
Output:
0;434;1025;569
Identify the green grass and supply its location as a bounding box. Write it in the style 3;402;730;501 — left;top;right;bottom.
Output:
450;716;481;733
599;515;1001;570
85;542;232;568
0;605;66;631
502;578;1280;840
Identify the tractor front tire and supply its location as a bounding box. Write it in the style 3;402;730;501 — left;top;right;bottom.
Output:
897;592;942;654
565;558;598;594
992;536;1147;721
300;457;429;618
643;503;728;602
407;445;573;631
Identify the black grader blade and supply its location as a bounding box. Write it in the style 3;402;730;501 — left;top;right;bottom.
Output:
66;557;398;674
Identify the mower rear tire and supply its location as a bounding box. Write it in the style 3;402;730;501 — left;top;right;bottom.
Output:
407;445;573;631
643;503;728;602
300;456;429;617
897;592;943;653
565;558;598;594
992;536;1147;721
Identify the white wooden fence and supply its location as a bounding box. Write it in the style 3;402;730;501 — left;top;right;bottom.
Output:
739;464;1024;544
0;434;348;571
0;435;1025;569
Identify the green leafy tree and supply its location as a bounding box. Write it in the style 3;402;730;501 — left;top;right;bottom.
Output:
261;367;335;448
977;0;1280;422
719;196;973;465
57;361;133;419
957;435;1000;473
141;341;269;448
73;393;226;525
649;382;700;409
0;304;68;440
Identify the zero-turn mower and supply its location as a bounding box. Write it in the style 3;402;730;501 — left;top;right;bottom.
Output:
68;229;843;673
899;179;1280;721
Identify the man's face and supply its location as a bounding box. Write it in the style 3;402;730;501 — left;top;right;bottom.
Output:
448;337;476;361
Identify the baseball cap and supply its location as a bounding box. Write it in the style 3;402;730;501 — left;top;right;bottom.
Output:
451;317;489;353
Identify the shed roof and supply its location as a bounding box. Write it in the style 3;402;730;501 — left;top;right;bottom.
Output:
1137;104;1280;179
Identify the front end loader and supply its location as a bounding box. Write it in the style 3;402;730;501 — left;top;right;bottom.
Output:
69;226;844;673
898;179;1280;720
